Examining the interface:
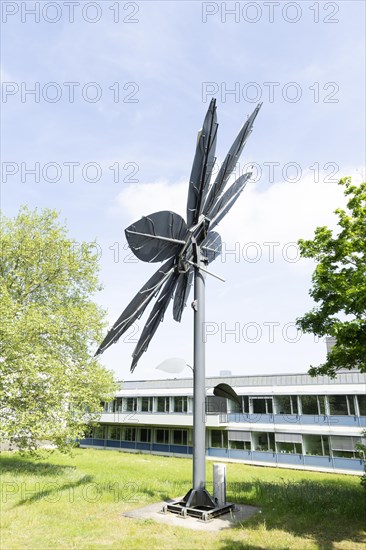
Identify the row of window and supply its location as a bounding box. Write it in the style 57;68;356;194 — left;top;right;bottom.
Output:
90;425;364;460
231;395;366;416
103;394;366;416
92;425;190;446
104;396;188;414
211;430;364;460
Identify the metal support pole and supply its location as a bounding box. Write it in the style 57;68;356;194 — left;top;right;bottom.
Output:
165;243;235;518
193;247;206;493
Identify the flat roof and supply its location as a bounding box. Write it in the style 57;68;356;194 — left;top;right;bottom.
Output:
117;371;366;392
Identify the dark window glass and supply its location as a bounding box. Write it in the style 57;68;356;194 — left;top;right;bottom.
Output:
123;428;136;441
348;396;355;415
277;442;295;453
304;435;329;456
211;430;222;447
141;397;152;412
174;397;187;413
318;396;326;415
253;399;266;414
230;440;251;450
242;396;249;413
157;397;169;412
322;435;330;456
328;395;348;415
333;450;356;458
276;396;291;414
156;429;169;444
139;428;151;442
206;396;227;414
125;398;137;412
173;429;187;445
294;443;302;454
255;432;268;451
94;426;105;439
277;441;302;454
301;396;318;415
108;426;120;440
358;395;366;416
304;435;322;455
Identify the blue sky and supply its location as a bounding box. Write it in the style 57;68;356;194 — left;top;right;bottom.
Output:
2;0;365;380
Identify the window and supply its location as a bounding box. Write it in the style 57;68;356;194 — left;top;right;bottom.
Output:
301;396;317;414
123;427;136;441
139;428;151;442
318;396;326;415
276;396;291;414
155;429;170;444
348;396;355;415
210;430;228;448
93;426;105;439
252;398;266;414
206;396;227;414
252;397;273;414
331;436;360;458
172;429;188;445
303;435;330;456
124;398;137;412
242;396;249;413
275;396;298;415
301;395;325;415
107;426;121;440
332;450;357;458
358;395;366;416
277;442;302;454
229;440;251;450
173;396;187;413
157;397;170;413
141;397;152;412
328;395;348;415
252;432;275;451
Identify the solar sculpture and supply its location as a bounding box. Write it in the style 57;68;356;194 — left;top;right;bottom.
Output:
96;99;262;519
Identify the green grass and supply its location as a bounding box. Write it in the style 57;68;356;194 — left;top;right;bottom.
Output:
1;448;365;549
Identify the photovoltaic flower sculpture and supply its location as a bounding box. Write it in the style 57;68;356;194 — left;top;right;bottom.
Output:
96;99;261;371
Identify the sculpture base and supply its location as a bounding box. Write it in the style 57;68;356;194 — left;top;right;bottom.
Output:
161;488;237;522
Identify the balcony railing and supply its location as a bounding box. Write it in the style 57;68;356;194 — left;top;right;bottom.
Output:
226;413;366;427
81;438;193;455
207;447;364;472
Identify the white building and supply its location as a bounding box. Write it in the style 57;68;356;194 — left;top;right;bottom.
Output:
81;370;366;475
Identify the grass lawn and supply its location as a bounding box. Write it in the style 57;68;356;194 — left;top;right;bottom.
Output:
1;448;365;549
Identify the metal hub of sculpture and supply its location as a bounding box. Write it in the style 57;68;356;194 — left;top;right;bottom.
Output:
96;98;262;520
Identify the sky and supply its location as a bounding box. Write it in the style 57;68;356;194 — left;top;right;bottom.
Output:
1;0;365;381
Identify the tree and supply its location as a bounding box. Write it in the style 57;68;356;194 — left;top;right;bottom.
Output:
296;177;366;377
356;431;366;492
0;207;116;452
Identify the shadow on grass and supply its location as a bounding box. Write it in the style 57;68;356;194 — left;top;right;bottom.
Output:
15;474;94;506
222;478;366;549
219;543;267;550
0;456;76;477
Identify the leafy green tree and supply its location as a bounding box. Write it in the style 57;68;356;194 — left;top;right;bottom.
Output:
0;207;116;452
355;432;366;491
296;177;366;377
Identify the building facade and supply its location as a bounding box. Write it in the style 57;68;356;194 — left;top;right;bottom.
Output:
80;371;366;475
